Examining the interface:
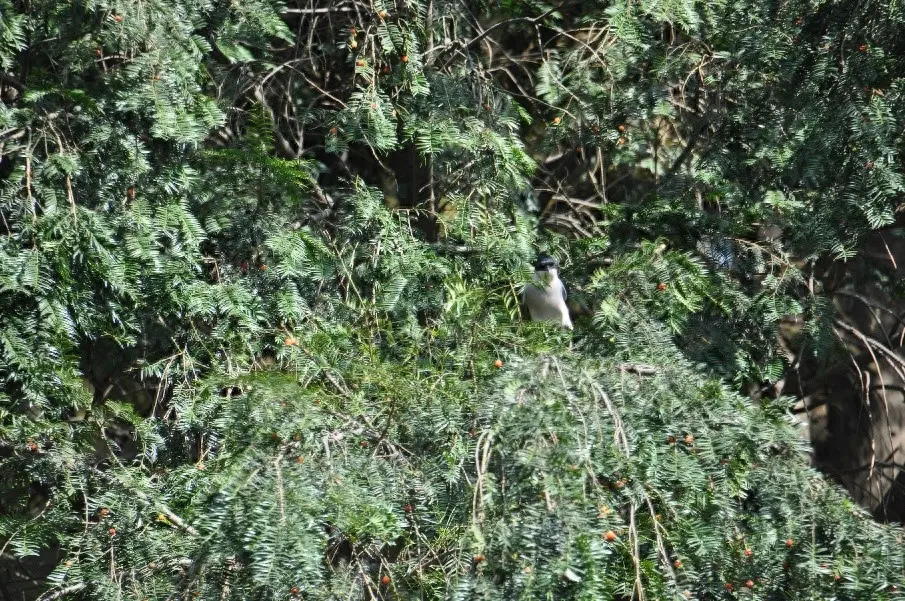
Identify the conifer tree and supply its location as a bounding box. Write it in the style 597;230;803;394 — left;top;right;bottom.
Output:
2;0;905;599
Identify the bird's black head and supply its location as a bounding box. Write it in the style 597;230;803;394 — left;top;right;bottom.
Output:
533;255;558;272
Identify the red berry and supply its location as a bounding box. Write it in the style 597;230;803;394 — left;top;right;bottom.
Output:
404;504;413;513
658;282;667;291
329;127;338;134
114;14;123;22
291;587;299;595
859;44;868;52
745;579;754;588
785;538;794;548
673;560;682;568
725;582;733;591
108;527;117;536
382;65;390;74
604;530;617;542
381;575;391;585
744;548;753;557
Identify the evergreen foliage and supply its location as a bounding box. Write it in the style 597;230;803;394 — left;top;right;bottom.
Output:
2;0;905;599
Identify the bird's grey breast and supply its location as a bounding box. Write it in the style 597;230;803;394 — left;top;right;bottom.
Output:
523;276;570;325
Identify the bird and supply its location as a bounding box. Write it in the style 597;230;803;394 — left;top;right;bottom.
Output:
522;255;572;329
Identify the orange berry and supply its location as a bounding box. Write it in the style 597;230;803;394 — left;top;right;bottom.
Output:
552;116;561;124
259;264;267;271
744;548;753;557
617;136;626;145
381;575;391;585
667;435;676;444
725;583;733;591
349;40;358;49
474;554;485;563
356;60;365;67
684;434;694;444
617;124;626;132
378;10;388;18
658;282;667;291
745;579;754;588
329;127;338;134
494;359;503;368
295;456;304;464
785;538;794;548
604;530;617;542
673;560;682;568
284;336;298;346
114;14;123;22
99;508;110;517
401;55;409;63
859;44;868;52
108;527;117;536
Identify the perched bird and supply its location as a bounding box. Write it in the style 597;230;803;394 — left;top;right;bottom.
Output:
522;255;572;329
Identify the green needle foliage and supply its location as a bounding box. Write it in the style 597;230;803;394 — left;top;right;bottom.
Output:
2;0;905;599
